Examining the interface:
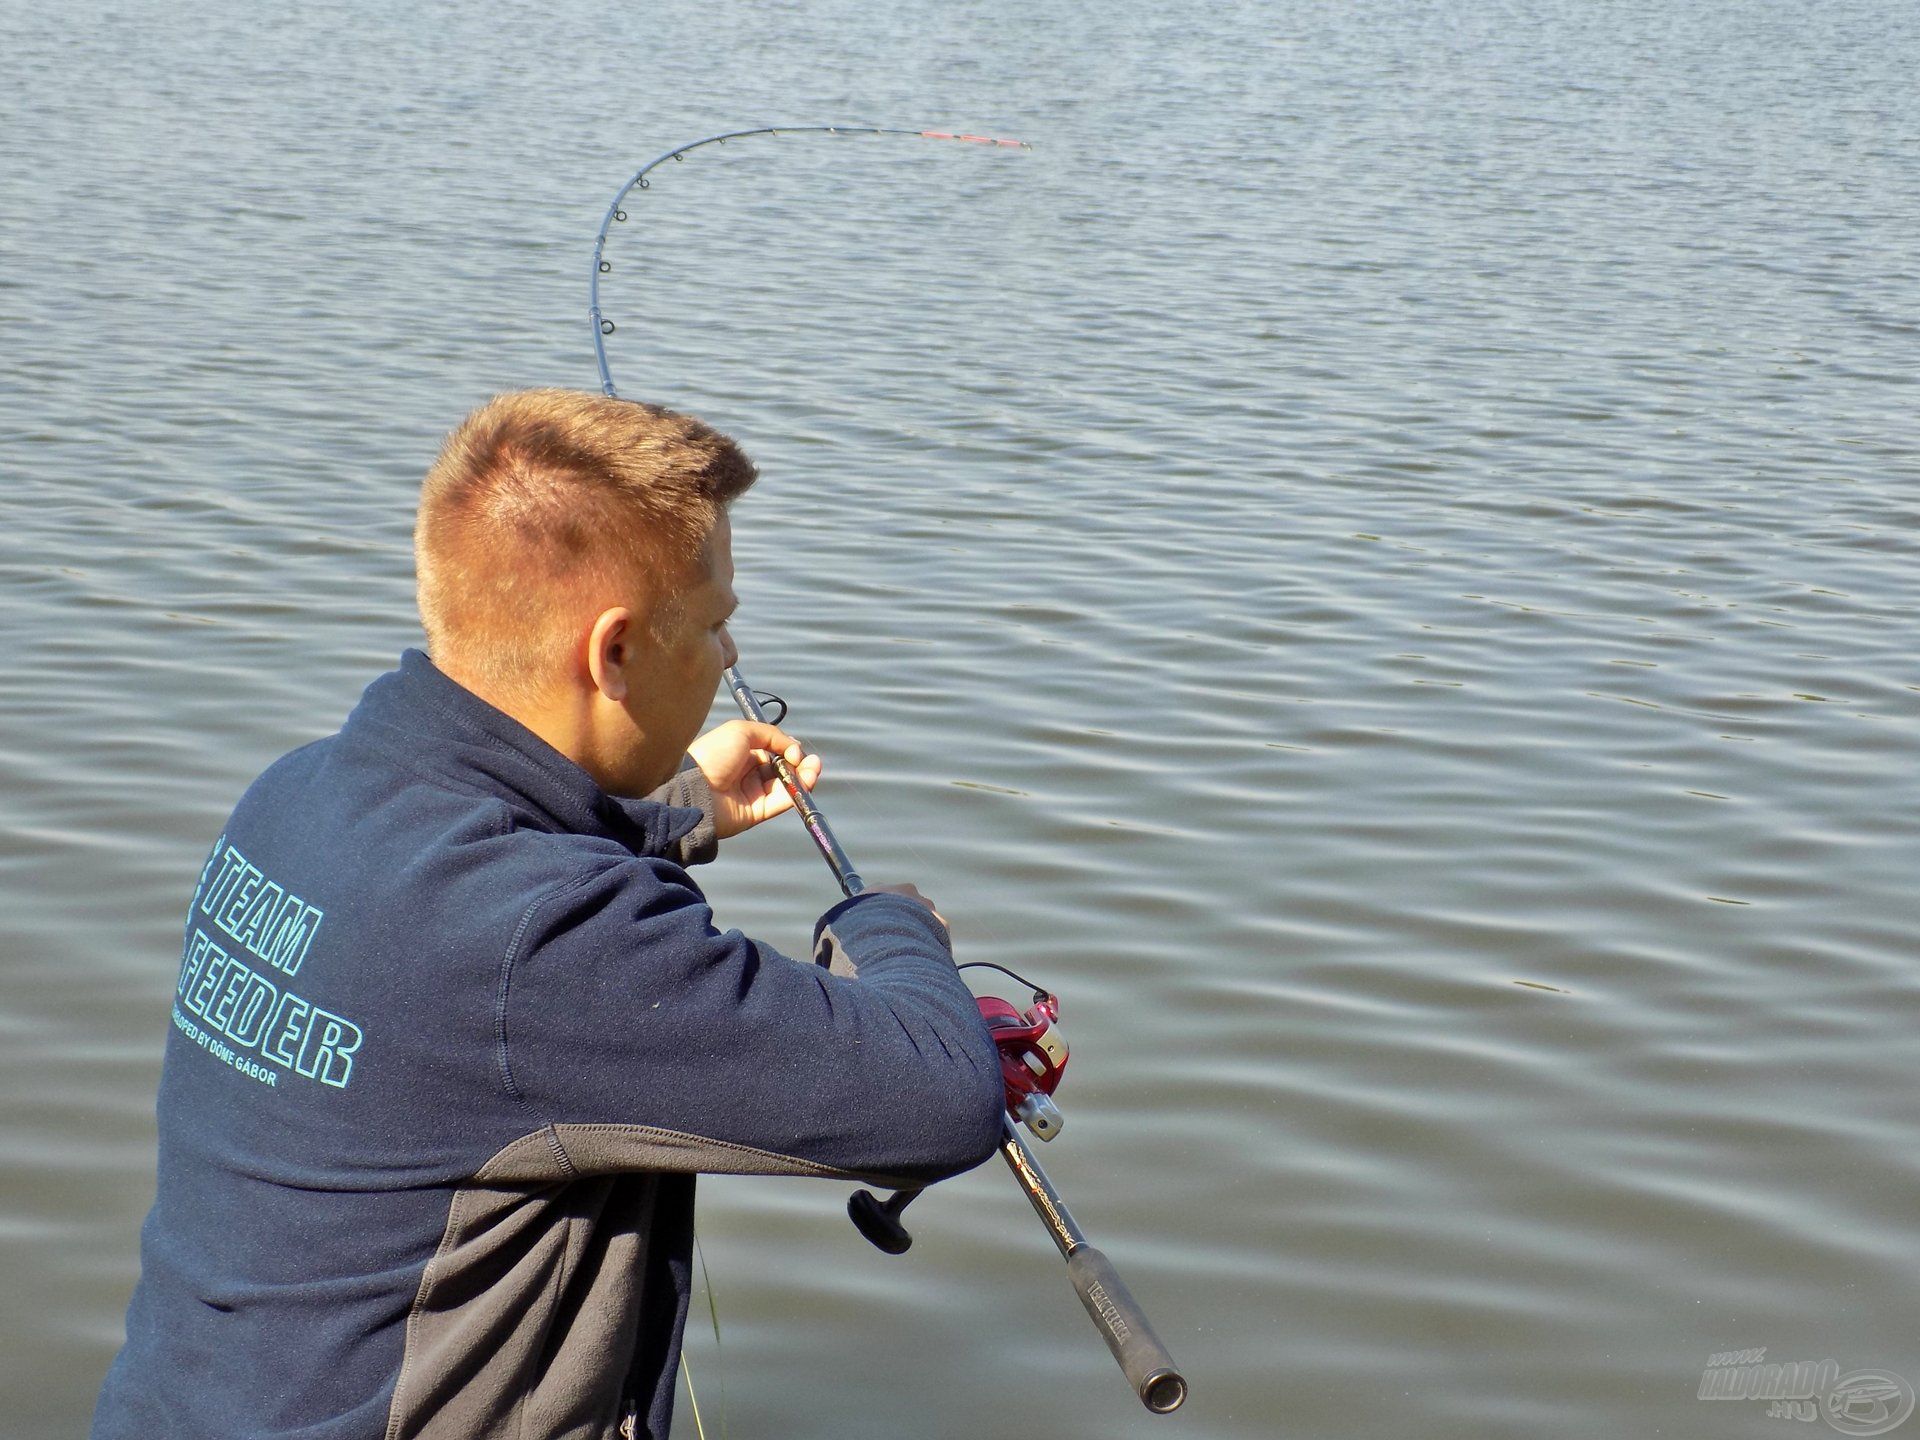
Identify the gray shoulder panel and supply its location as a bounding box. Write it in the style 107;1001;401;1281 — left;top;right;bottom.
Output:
385;1129;655;1440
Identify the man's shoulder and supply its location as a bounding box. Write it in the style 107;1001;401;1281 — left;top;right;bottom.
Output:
221;728;680;939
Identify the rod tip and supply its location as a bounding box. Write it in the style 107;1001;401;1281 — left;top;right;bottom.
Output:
920;130;1032;148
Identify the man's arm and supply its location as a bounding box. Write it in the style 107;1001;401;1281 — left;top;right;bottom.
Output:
499;858;1004;1187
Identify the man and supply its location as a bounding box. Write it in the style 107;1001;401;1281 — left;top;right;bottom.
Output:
93;389;1005;1440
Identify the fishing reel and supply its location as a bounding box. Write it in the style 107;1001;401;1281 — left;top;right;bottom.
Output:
848;961;1069;1254
973;970;1069;1142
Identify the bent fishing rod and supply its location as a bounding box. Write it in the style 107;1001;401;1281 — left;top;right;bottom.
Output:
589;125;1028;397
593;124;1187;1416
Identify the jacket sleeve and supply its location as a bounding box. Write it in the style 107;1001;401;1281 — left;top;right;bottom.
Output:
643;760;718;867
498;858;1004;1188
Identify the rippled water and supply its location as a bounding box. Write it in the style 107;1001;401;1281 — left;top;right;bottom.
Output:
5;2;1919;1435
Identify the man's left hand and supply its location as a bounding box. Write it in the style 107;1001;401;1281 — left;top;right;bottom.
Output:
686;720;823;841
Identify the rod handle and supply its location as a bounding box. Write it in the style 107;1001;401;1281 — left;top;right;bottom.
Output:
1065;1244;1188;1414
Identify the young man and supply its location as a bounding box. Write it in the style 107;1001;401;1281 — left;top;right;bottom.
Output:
93;390;1004;1440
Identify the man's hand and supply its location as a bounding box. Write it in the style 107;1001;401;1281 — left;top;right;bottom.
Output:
686;720;823;841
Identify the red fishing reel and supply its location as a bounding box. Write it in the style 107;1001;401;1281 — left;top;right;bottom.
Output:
849;961;1072;1255
976;986;1068;1141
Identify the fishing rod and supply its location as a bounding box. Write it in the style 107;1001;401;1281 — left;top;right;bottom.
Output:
596;125;1186;1415
726;672;1187;1414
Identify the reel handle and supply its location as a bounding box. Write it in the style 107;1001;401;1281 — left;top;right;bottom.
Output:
848;1186;920;1254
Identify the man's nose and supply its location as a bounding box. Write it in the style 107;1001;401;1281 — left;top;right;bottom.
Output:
720;628;739;669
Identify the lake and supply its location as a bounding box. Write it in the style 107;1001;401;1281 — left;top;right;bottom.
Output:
3;1;1917;1435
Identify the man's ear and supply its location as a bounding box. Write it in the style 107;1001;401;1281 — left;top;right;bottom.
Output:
586;607;632;702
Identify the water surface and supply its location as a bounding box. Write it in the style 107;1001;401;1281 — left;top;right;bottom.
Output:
4;2;1918;1435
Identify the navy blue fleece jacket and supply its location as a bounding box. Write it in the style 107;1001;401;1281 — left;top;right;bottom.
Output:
93;649;1003;1440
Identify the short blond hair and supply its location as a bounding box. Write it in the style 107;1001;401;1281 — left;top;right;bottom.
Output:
415;389;757;696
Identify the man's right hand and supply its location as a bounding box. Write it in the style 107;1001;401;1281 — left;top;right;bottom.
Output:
865;883;946;930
